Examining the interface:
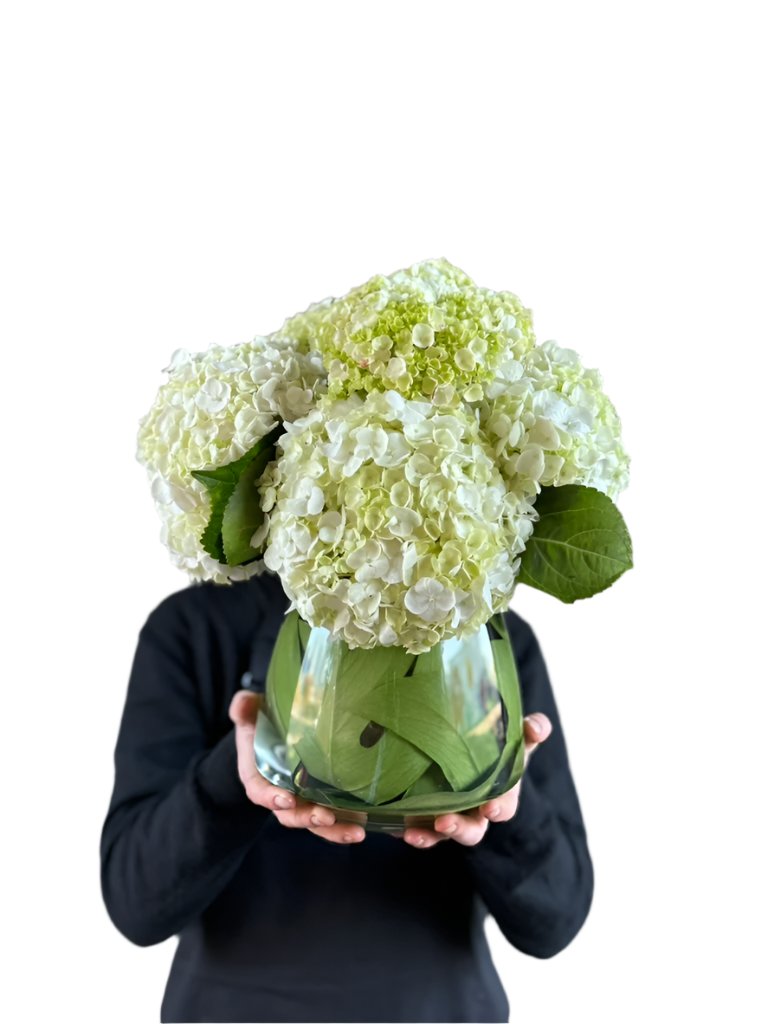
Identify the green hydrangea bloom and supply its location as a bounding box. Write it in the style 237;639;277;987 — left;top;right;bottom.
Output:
310;258;537;405
272;295;337;352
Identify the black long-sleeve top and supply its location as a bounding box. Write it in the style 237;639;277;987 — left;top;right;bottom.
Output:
99;571;594;1024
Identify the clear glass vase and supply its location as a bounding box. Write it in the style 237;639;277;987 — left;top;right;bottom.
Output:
253;611;525;835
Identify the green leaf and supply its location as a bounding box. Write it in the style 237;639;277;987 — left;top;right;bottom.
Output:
190;422;283;565
266;614;432;802
293;707;525;817
295;708;432;804
221;441;277;565
401;761;448;799
196;486;227;561
297;638;432;803
518;484;633;602
336;643;417;692
343;672;489;791
331;710;525;816
491;635;523;734
266;611;304;738
263;611;529;817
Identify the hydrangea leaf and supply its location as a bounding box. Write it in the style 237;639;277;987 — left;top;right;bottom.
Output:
191;422;282;564
221;443;278;565
198;483;230;562
518;484;632;602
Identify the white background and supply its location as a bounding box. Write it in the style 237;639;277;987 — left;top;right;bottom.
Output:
2;2;765;1022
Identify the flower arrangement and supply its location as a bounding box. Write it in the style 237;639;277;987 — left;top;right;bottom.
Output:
137;258;632;821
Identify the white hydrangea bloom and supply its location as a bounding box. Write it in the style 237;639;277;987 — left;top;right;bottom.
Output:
137;263;631;638
478;339;630;502
262;390;537;653
137;331;328;584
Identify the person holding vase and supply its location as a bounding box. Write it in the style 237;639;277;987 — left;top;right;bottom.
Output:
100;569;594;1024
112;258;632;1023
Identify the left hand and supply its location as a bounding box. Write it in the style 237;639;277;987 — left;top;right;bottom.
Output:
400;712;553;849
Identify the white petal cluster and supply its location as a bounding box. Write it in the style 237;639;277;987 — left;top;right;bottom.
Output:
137;260;630;645
478;340;630;503
261;391;536;654
136;332;327;583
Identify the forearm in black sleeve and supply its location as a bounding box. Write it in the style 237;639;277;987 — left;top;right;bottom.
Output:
463;611;595;958
99;598;272;947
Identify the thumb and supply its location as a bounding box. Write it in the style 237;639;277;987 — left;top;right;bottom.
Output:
228;689;261;728
522;713;552;764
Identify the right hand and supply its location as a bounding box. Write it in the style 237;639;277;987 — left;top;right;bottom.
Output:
228;690;365;845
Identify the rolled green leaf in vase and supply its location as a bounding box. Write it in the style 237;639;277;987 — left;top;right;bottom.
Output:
253;609;526;833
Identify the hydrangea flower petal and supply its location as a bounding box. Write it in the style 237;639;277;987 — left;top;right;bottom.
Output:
262;390;536;653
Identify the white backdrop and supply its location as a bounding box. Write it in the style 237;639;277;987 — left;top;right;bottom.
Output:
2;2;765;1022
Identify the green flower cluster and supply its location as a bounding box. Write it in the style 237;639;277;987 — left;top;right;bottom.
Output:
308;258;536;404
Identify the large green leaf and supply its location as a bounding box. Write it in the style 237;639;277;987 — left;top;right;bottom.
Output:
518;484;633;602
335;643;417;692
342;672;490;791
268;614;432;802
369;707;525;815
295;705;432;804
297;710;525;816
190;422;283;565
221;442;276;564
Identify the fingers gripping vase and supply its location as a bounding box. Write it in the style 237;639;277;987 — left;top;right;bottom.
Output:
253;611;525;835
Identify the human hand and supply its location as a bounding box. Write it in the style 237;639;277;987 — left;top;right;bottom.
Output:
400;712;553;849
228;690;365;845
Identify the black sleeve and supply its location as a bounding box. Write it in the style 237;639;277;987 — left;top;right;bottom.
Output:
462;612;595;958
99;592;273;947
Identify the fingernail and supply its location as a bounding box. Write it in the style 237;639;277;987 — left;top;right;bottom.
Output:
274;795;294;809
311;813;334;827
414;836;425;846
488;805;501;820
439;822;457;834
527;716;541;735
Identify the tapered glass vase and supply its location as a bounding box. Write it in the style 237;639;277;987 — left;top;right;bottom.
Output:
253;610;525;835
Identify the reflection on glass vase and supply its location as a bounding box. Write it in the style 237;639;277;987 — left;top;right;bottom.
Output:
253;610;526;835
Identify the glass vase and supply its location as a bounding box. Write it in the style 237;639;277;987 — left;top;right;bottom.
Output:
253;611;525;835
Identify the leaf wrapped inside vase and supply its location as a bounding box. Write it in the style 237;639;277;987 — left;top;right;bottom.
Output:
260;610;525;815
